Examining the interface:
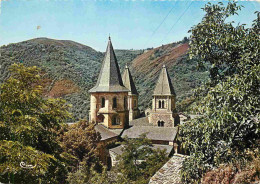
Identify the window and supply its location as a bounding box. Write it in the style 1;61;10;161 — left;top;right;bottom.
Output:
161;121;164;127
159;100;162;108
162;101;165;108
101;97;105;108
124;97;128;109
97;114;105;123
113;97;117;109
157;121;165;127
112;115;120;125
134;100;137;108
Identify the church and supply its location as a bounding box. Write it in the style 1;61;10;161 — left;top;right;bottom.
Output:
89;37;180;167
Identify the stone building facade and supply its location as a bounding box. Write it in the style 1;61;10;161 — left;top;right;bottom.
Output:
89;37;180;167
89;92;129;129
148;65;180;127
89;37;135;129
122;65;140;121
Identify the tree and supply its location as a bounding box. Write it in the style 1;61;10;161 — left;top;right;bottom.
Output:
59;120;102;171
114;134;168;184
67;164;111;184
0;63;71;183
188;1;259;83
179;2;260;183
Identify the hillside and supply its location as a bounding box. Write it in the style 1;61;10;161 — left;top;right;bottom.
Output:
0;38;142;121
0;37;208;121
129;41;209;110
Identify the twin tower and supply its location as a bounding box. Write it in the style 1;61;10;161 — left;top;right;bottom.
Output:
89;37;179;129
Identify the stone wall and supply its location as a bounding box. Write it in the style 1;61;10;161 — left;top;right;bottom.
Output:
90;92;129;129
149;112;175;127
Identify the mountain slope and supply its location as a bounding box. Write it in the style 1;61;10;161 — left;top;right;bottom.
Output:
0;38;142;121
129;42;209;110
0;38;208;121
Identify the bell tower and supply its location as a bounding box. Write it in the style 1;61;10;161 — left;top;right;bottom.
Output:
122;65;140;121
89;37;130;129
149;65;179;127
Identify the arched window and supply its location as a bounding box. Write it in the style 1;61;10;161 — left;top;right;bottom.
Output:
97;114;105;123
124;97;128;109
159;100;162;108
157;121;165;127
112;115;120;125
113;97;117;109
101;97;105;108
162;101;165;109
161;121;165;127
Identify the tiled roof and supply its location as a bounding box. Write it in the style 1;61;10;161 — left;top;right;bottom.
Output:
109;145;124;155
122;65;138;95
149;154;188;184
129;117;151;126
152;144;174;156
109;144;174;157
89;37;129;93
122;125;178;142
95;124;122;141
153;65;175;96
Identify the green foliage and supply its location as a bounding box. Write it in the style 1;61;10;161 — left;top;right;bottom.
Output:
189;1;259;81
133;53;209;111
0;38;143;121
0;63;71;183
57;120;111;184
59;120;102;172
67;164;111;184
115;49;143;70
0;37;208;117
202;148;260;183
176;96;196;113
114;134;168;184
0;140;54;183
179;2;260;183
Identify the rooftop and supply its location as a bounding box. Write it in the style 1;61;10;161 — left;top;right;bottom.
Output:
122;125;178;142
109;144;174;157
95;124;123;141
153;65;175;96
89;37;129;93
149;154;188;184
122;65;138;95
129;117;151;126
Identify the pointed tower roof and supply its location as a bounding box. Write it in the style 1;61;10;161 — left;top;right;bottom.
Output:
89;37;129;93
122;65;138;95
153;65;175;96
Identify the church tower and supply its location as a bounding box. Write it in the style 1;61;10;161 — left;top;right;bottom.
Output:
149;65;179;127
122;65;140;121
89;37;130;129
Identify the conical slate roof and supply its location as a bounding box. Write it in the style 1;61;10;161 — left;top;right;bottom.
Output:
89;37;129;93
153;65;175;96
122;65;138;95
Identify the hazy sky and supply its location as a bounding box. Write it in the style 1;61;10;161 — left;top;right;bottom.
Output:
0;0;259;51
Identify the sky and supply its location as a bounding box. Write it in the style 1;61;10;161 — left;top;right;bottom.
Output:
0;0;259;51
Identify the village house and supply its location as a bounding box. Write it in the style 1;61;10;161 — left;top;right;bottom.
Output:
89;37;180;167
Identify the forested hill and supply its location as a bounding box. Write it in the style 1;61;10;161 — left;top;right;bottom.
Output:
0;37;208;121
0;38;143;121
130;41;209;110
